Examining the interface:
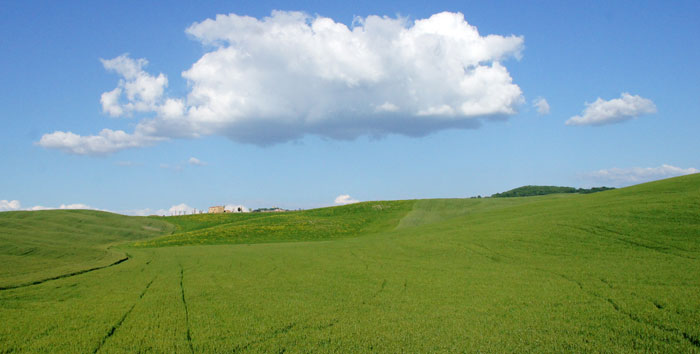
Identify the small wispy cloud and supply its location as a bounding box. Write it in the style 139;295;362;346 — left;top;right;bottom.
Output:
188;157;206;166
566;93;656;126
168;203;196;215
334;194;360;205
121;203;205;216
1;200;104;212
159;163;183;172
120;208;162;216
532;97;550;115
29;203;96;211
115;160;138;167
584;164;699;186
37;129;162;156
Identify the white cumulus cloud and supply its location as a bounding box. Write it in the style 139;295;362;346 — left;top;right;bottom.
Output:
0;200;21;211
533;97;550;115
335;194;360;205
100;54;168;117
39;11;525;155
566;93;656;126
586;164;699;186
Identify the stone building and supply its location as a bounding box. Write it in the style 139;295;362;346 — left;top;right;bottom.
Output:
208;206;225;214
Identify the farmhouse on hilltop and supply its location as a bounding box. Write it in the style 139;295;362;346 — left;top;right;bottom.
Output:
208;206;225;214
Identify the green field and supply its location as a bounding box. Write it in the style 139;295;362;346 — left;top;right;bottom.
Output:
0;210;173;289
1;174;699;352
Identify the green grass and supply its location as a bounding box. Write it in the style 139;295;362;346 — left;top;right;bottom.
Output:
0;210;173;289
137;200;414;247
1;174;699;352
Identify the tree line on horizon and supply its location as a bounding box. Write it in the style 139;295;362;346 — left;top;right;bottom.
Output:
490;185;615;198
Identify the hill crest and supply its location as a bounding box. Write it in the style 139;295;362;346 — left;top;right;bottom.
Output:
491;185;615;198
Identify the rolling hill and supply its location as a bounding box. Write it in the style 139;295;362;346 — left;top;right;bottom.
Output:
0;210;173;289
137;200;414;247
0;174;698;352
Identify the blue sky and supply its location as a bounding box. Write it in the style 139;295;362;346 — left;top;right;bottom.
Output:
1;0;699;215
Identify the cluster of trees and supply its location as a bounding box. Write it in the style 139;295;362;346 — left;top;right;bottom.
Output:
251;207;288;213
491;185;615;198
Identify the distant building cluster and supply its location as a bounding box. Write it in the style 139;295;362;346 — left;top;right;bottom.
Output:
168;205;290;216
208;205;246;214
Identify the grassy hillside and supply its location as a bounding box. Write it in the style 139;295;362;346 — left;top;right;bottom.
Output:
1;174;699;352
491;185;615;197
0;210;173;288
137;200;414;247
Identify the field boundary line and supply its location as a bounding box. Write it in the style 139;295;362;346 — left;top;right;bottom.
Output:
0;255;129;291
179;264;194;354
93;277;155;353
542;268;700;350
561;224;697;260
233;322;297;352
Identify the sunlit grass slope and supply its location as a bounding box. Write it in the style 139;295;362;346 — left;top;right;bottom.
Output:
1;174;699;352
0;210;173;288
137;200;415;247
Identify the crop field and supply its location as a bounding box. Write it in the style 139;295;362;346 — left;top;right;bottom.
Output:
0;210;173;289
1;174;699;352
137;200;415;247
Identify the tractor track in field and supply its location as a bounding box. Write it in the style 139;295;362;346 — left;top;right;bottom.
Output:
349;251;369;270
373;279;387;298
544;269;700;349
362;279;387;305
93;277;155;353
460;238;700;349
233;322;297;352
592;224;697;258
601;296;700;349
180;264;194;354
262;264;278;278
232;318;338;351
562;224;697;260
305;319;338;331
461;242;506;263
0;256;129;291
